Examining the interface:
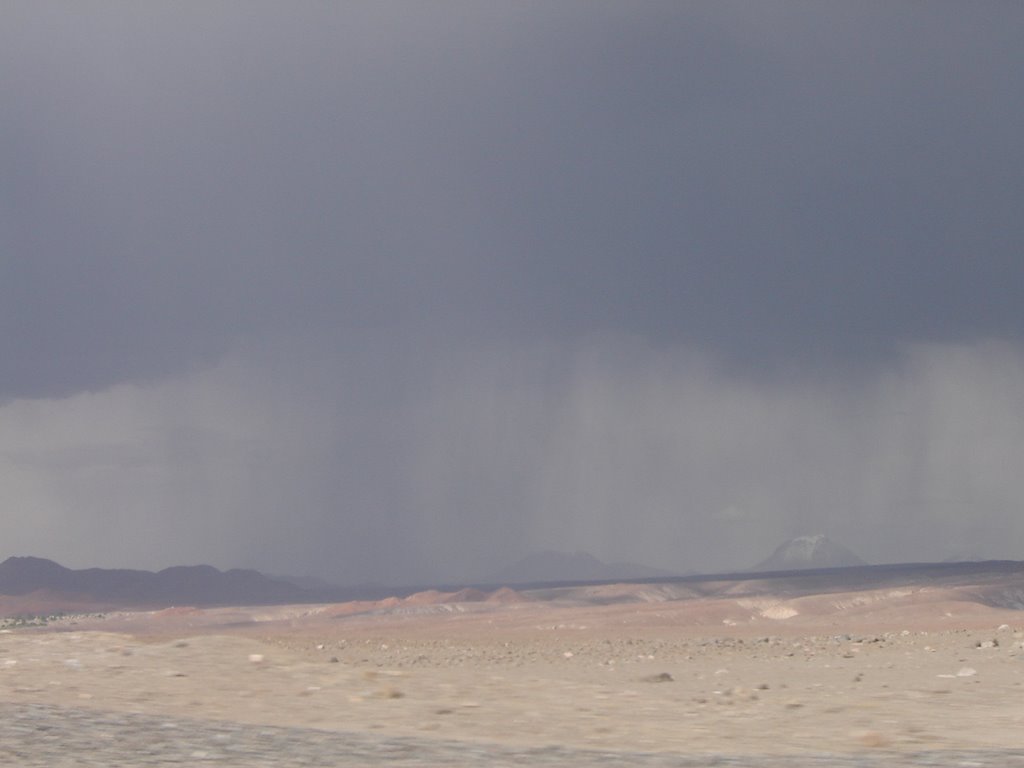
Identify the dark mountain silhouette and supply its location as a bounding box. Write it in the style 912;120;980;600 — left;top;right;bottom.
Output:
752;534;867;572
0;556;308;607
0;556;73;592
486;550;678;586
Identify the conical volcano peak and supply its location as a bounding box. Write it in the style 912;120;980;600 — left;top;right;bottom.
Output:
753;534;866;572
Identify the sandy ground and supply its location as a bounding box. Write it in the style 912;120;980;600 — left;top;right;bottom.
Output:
2;586;1024;758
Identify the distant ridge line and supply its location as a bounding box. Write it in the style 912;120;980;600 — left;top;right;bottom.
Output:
2;555;1022;612
0;555;306;608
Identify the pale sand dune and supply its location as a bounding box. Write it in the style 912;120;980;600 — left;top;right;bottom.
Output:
2;581;1024;758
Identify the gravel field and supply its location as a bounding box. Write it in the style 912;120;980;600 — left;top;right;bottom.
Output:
2;577;1023;766
3;702;1024;768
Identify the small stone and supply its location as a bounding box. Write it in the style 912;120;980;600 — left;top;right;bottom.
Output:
248;654;264;663
956;667;977;677
641;672;674;683
856;730;892;748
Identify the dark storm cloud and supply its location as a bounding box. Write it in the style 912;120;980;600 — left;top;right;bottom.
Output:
2;3;1024;583
3;2;1023;400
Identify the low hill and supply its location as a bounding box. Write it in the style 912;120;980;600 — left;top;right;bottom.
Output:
486;550;678;586
0;556;307;608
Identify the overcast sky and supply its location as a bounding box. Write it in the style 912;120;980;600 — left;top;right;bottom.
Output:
2;2;1023;584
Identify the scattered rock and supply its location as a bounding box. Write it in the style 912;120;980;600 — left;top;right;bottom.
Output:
855;730;893;748
641;672;674;683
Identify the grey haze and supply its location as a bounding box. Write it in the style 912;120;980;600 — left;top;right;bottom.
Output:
2;2;1023;584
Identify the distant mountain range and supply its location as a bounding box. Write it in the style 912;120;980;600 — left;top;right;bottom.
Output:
0;556;308;607
0;538;872;612
485;550;679;586
752;534;867;572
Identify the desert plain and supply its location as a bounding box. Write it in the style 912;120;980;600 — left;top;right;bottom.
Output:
3;564;1024;766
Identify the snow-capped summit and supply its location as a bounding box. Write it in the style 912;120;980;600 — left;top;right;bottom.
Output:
752;534;866;572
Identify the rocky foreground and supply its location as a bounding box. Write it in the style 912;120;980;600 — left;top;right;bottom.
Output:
2;567;1024;766
0;619;1022;764
4;701;1024;767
